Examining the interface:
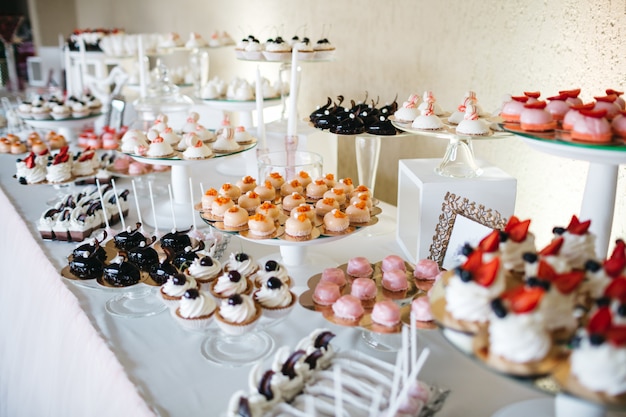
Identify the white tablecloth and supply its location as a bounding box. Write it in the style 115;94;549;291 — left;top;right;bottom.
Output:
1;151;624;417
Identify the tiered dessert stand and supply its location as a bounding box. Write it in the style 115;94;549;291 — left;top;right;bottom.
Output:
21;113;104;142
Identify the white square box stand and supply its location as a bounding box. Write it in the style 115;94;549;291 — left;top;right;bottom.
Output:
396;159;517;264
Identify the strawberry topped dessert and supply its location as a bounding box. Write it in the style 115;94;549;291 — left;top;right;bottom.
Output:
545;93;571;122
520;100;557;131
583;240;626;300
570;108;613;143
523;237;572;279
593;94;621;120
500;95;529;123
46;146;73;183
559;89;583;106
499;216;536;274
553;215;597;270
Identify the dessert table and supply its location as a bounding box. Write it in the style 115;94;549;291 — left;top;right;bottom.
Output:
0;152;624;417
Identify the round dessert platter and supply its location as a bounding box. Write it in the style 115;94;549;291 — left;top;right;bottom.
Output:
428;275;624;417
20;113;104;142
502;123;626;259
391;116;512;178
122;141;256;230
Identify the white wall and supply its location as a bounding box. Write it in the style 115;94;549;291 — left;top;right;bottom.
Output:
35;0;626;249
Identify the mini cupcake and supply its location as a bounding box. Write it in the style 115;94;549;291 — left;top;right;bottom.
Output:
216;294;262;336
173;288;216;331
254;260;291;288
254;277;297;319
187;255;222;290
159;273;199;310
210;270;253;299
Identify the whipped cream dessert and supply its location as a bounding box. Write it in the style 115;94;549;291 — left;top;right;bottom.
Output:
177;288;216;319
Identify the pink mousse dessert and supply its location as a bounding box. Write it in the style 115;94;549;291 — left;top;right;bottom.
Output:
346;256;373;278
413;259;441;291
350;277;377;301
332;294;364;320
411;296;434;322
520;101;557;132
382;269;408;292
499;95;529;123
381;255;406;273
612;111;626;138
313;281;341;306
371;300;401;327
545;93;571;122
320;267;347;288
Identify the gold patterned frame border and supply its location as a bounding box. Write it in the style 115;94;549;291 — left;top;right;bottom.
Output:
429;192;508;268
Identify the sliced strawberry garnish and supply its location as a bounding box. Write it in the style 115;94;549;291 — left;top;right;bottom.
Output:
474;257;500;287
506;219;531;243
536;260;557;280
539;237;564;256
552;271;585;294
24;152;36;169
505;216;520;228
571;103;596;111
603;257;626;278
566;215;591;234
503;285;544;314
37;148;49;157
547;93;569;101
595;94;618;103
606;89;624;97
511;96;529;103
587;307;612;334
579;108;608;119
78;151;94;162
524;100;547;109
478;230;500;253
462;250;483;272
606;325;626;347
604;277;626;302
559;88;581;98
524;91;541;99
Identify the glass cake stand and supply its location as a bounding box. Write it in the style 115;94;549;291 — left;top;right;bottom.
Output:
21;113;104;142
391;118;511;178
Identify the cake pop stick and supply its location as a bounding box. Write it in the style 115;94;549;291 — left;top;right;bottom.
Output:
411;309;417;373
199;182;204;196
189;177;196;230
402;325;410;384
334;365;343;417
389;348;403;408
368;386;383;417
148;181;158;235
168;184;177;230
110;178;126;230
131;179;143;225
95;179;110;230
386;348;431;417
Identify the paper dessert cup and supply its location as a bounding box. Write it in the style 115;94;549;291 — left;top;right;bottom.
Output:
215;304;262;336
255;290;297;319
173;307;215;331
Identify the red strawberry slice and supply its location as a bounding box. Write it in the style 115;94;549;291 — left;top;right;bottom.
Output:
462;250;483;272
566;215;591;234
588;307;612;334
607;325;626;347
507;219;530;243
604;277;626;302
595;94;618;103
478;230;501;253
606;89;624;97
571;103;596;111
552;271;585;294
539;237;564;256
524;100;547;110
511;96;529;103
547;93;569;101
536;260;557;280
611;240;626;260
579;108;608;119
505;216;520;229
24;152;36;169
524;91;541;99
78;151;94;162
559;89;581;98
503;285;544;314
474;257;500;287
604;251;626;277
37;148;49;157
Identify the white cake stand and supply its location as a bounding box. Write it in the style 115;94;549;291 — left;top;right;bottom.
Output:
503;125;626;259
127;141;257;230
21;113;104;142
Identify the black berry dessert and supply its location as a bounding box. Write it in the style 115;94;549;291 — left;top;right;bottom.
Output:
367;115;398;136
149;247;179;286
69;235;108;280
172;240;205;271
113;222;148;250
330;113;365;135
127;236;159;272
159;227;193;253
103;253;142;287
309;97;333;123
71;231;108;263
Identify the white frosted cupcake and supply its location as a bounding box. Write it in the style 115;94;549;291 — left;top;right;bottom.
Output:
173;288;216;331
254;277;296;319
216;294;262;336
187;255;221;290
159;273;198;310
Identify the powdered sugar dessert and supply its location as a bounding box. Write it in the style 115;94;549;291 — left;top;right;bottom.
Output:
393;94;420;123
174;288;216;331
456;104;489;135
332;294;365;321
371;300;401;327
346;257;373;278
216;294;262;336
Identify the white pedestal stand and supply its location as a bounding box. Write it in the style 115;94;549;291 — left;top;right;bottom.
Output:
22;113;104;142
520;137;626;259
